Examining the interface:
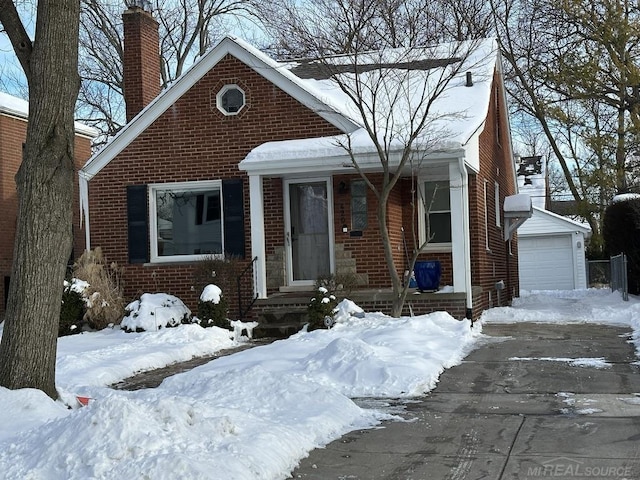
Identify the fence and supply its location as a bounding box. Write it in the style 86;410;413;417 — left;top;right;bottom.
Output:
610;253;628;301
586;260;610;288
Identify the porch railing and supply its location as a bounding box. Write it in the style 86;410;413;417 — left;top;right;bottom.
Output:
237;256;258;320
610;253;628;301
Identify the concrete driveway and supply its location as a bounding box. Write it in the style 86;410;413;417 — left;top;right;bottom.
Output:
290;323;640;479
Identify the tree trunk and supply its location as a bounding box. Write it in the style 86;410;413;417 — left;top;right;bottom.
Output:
0;0;81;399
376;189;405;318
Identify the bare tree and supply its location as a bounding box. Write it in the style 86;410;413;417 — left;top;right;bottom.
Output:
0;0;81;399
253;0;493;58
252;1;491;316
492;0;640;255
252;1;493;316
77;0;254;142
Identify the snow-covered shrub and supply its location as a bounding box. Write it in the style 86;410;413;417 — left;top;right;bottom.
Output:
72;248;126;329
121;293;192;333
193;256;243;304
197;284;229;328
307;285;338;330
59;279;87;336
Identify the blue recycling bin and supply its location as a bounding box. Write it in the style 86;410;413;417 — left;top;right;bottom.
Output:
414;260;441;292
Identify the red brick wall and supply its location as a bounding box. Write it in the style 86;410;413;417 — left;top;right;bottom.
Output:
0;114;23;312
88;54;343;312
0;112;93;315
469;72;519;316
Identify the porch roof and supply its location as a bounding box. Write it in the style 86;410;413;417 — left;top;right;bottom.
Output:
238;128;466;176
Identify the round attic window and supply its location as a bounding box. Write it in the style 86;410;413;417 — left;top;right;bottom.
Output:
216;84;245;115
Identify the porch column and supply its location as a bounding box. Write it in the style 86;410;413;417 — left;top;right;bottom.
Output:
449;161;471;298
248;174;267;298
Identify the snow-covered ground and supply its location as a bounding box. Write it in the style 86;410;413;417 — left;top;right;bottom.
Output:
0;288;638;479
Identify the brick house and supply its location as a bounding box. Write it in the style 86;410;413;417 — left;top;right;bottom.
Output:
79;6;524;322
0;92;97;317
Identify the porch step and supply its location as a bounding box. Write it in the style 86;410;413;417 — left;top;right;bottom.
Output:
254;306;309;339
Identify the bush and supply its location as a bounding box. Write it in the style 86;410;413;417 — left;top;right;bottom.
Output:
121;293;192;332
307;285;338;330
193;256;244;299
197;284;230;328
603;196;640;294
60;281;86;336
72;248;126;329
315;272;359;296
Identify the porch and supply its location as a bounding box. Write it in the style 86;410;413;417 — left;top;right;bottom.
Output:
248;287;482;338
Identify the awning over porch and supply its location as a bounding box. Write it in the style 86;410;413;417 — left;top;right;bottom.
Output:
238;128;467;176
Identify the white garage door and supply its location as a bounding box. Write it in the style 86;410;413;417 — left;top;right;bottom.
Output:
519;235;575;290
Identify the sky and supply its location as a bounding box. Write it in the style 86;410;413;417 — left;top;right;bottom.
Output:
0;288;638;479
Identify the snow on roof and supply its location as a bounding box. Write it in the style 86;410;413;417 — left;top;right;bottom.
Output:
0;91;99;138
242;39;499;170
612;193;640;203
0;91;28;118
518;206;591;236
504;193;532;214
82;36;500;179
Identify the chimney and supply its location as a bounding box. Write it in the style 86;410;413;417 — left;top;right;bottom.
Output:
122;1;161;122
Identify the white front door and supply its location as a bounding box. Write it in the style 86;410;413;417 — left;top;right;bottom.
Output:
284;178;334;286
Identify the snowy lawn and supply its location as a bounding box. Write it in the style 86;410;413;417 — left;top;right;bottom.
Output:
0;289;638;479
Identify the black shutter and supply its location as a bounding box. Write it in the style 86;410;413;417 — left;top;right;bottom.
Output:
127;185;149;263
222;178;245;258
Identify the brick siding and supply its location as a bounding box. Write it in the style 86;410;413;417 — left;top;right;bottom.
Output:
0;112;93;316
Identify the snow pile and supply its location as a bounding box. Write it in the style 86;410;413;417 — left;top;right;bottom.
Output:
481;288;640;326
0;305;480;480
121;293;192;332
0;289;638;479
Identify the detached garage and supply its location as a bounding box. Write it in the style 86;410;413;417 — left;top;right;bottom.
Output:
518;207;591;291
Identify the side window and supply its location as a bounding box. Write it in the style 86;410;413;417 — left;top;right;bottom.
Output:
423;181;451;244
495;181;501;227
484;179;490;250
350;180;367;230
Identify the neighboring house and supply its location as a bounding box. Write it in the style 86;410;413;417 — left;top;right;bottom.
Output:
79;5;521;321
516;155;591;290
0;92;97;317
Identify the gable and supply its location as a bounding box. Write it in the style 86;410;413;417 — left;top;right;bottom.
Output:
81;36;359;180
518;206;591;237
92;54;345;185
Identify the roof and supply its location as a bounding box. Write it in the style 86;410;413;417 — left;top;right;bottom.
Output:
518;206;591;237
81;36;502;179
0;91;99;138
241;38;501;174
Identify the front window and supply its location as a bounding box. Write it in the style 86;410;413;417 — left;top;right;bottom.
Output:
423;180;451;244
150;181;223;261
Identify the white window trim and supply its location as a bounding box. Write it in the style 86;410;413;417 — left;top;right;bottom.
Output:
216;84;245;116
484;179;490;251
149;180;224;263
494;181;501;228
418;178;452;250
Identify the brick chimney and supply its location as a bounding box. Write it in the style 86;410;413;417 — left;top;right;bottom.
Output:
122;1;161;122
